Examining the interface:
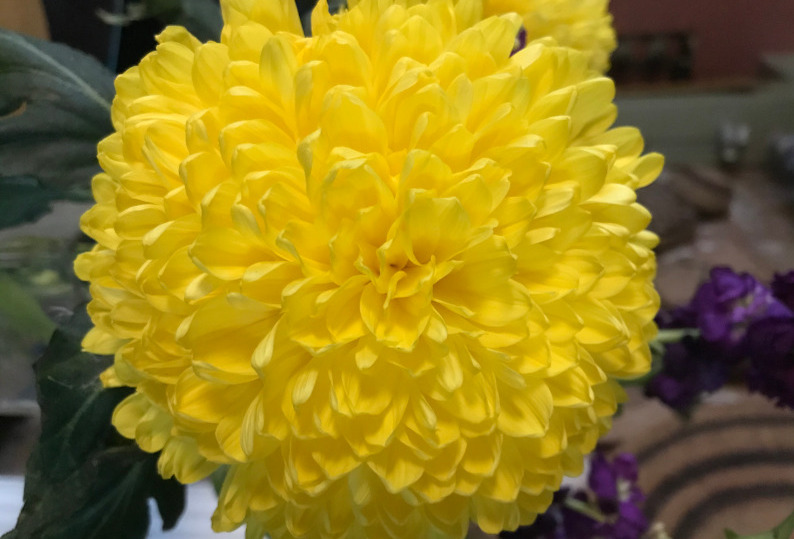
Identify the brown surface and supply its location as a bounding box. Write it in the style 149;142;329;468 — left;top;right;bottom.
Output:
608;389;794;538
0;0;49;39
655;169;794;306
614;168;794;537
611;0;794;81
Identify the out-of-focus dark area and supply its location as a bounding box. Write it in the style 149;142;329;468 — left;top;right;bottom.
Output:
3;1;794;537
42;0;223;71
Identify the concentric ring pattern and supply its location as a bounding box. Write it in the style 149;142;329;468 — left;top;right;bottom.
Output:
614;392;794;539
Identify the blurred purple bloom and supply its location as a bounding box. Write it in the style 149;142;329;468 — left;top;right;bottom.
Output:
645;337;728;411
648;267;794;412
690;267;791;349
562;492;601;539
501;452;648;539
611;453;640;484
656;304;696;330
611;502;648;539
744;316;794;409
772;270;794;312
589;453;621;501
589;453;647;539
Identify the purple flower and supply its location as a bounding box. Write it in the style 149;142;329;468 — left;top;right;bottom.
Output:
772;271;794;312
656;303;697;330
589;453;621;501
587;453;647;539
611;454;640;485
562;492;601;538
501;452;648;539
610;502;648;539
690;267;791;350
647;267;794;412
645;338;727;412
744;316;794;409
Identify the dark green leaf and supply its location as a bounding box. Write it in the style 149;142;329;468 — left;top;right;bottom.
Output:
151;474;186;530
210;465;229;495
99;1;223;50
0;176;58;229
143;0;223;41
0;29;114;204
168;0;223;42
143;0;181;17
0;271;55;341
298;0;346;35
3;306;185;539
725;507;794;539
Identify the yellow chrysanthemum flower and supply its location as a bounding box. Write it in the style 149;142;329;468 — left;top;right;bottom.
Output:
482;0;616;72
75;0;661;537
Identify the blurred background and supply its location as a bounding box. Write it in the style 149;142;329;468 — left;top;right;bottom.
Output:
3;0;794;537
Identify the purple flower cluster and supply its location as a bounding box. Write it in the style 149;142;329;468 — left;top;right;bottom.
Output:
501;452;648;539
646;267;794;411
744;270;794;408
772;271;794;311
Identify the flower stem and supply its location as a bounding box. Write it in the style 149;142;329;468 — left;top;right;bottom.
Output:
563;497;608;524
654;328;699;344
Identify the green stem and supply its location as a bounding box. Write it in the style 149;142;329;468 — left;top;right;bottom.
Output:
654;328;699;344
563;497;607;524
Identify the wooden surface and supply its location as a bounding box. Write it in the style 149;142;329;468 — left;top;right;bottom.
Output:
0;0;49;39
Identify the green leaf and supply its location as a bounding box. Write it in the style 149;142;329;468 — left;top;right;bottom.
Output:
0;271;55;341
143;0;223;42
0;176;58;229
99;1;223;47
150;475;186;530
210;465;229;495
142;0;181;17
168;0;224;42
725;507;794;539
0;174;91;230
0;29;114;218
3;307;185;539
298;0;346;35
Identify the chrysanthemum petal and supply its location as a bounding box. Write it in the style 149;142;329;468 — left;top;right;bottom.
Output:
79;0;659;536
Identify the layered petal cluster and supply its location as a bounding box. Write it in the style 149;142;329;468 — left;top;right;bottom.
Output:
482;0;616;72
75;0;661;537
